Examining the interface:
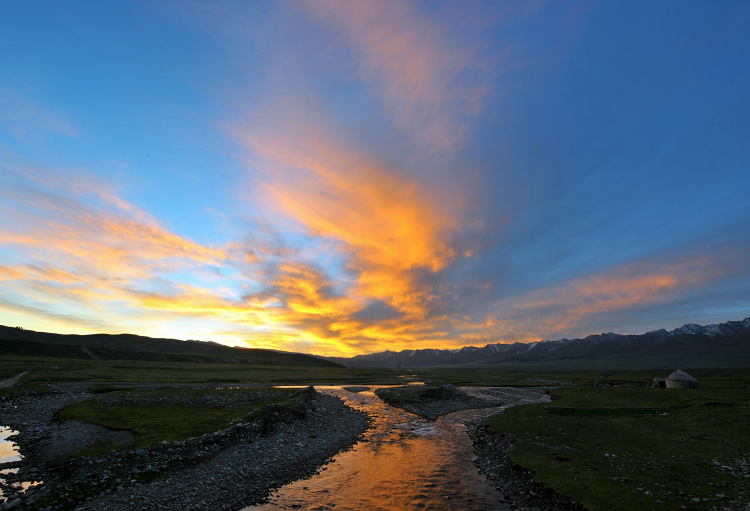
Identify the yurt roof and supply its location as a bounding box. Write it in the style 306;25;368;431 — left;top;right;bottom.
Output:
667;369;697;382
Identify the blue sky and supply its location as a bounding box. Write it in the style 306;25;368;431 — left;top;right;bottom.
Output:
1;1;749;356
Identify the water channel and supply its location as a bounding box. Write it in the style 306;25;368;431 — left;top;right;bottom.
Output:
244;385;549;511
0;426;23;498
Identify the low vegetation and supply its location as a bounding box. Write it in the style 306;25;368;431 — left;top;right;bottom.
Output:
0;354;403;387
485;383;750;511
56;387;313;453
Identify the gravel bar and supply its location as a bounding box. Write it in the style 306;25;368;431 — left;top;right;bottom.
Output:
0;387;369;511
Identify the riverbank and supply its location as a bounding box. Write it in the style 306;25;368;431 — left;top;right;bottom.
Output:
468;422;582;511
0;385;369;511
371;383;580;510
374;384;499;420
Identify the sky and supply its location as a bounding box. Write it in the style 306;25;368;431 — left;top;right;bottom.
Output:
1;1;749;357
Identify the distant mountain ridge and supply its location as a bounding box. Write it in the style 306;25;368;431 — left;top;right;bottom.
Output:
0;325;342;368
328;317;750;370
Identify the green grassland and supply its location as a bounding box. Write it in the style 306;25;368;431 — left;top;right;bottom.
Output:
4;353;750;389
0;354;402;387
486;382;750;511
56;387;310;452
383;367;750;389
6;347;749;510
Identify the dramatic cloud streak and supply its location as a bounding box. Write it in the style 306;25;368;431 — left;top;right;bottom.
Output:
246;128;458;314
1;162;747;355
1;2;748;355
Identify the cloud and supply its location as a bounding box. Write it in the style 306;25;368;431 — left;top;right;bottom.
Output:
0;295;112;332
238;122;461;322
1;163;747;356
2;3;747;357
452;252;745;344
0;166;383;355
0;167;239;333
299;0;490;153
0;169;228;280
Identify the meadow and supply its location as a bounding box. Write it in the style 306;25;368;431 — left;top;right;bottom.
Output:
55;387;312;454
0;354;400;387
3;353;749;510
485;380;750;511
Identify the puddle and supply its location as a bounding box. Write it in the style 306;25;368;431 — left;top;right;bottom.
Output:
1;426;22;498
1;426;42;499
0;426;22;464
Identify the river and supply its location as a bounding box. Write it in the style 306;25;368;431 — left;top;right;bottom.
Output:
243;385;549;511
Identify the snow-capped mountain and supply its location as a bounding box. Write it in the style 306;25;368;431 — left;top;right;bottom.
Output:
328;317;750;369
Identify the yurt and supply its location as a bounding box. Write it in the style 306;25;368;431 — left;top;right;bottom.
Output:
665;369;698;389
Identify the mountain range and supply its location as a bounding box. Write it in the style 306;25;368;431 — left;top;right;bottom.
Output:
2;316;749;371
327;317;750;370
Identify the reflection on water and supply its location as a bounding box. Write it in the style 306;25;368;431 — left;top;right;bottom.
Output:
398;375;425;386
0;427;21;464
243;386;529;511
1;426;23;498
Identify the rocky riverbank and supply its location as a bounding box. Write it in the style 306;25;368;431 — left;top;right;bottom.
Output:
467;422;583;511
375;384;499;420
0;385;369;511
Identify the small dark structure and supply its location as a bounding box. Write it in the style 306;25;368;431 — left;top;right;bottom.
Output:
652;377;667;389
665;369;698;389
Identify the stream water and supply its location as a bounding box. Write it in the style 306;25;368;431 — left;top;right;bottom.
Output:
0;426;23;498
243;386;548;511
0;427;21;465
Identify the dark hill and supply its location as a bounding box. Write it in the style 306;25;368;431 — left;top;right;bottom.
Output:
0;326;342;368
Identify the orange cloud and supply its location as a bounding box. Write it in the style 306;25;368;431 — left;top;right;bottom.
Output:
245;128;459;320
0;168;242;333
272;263;360;319
454;255;732;344
1;165;745;358
0;265;25;281
0;193;227;281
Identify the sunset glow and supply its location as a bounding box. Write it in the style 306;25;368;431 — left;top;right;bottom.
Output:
1;2;749;356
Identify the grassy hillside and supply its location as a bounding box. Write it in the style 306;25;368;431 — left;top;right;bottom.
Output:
0;325;341;368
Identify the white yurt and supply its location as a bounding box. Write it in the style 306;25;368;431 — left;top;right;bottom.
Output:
665;369;698;389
